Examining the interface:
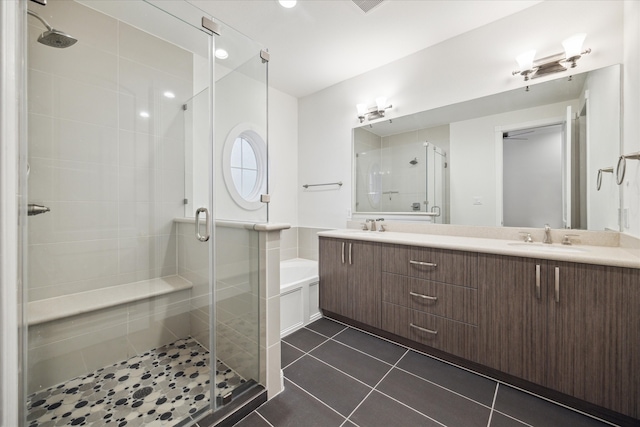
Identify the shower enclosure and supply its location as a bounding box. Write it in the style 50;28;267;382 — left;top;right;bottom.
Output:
21;0;267;425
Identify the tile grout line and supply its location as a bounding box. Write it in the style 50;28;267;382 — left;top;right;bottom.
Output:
491;409;535;427
285;377;350;423
340;348;409;426
327;336;399;367
392;362;494;410
303;351;377;389
364;349;449;427
486;382;499;427
373;389;450;427
303;323;348;340
255;410;275;427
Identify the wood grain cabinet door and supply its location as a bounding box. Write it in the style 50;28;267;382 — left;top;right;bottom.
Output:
348;240;381;328
478;254;547;385
319;238;350;318
319;238;382;328
546;262;640;419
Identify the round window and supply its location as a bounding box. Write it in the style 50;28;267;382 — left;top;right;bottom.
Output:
222;124;266;210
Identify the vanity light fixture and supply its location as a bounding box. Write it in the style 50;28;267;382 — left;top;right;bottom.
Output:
512;33;591;81
357;97;392;123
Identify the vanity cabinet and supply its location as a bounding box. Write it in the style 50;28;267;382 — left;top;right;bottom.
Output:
318;237;381;328
478;254;640;419
318;234;639;421
380;244;479;361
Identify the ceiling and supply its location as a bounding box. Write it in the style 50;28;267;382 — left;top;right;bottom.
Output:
189;0;541;98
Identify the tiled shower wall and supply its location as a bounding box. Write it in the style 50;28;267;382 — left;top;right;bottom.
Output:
26;0;192;393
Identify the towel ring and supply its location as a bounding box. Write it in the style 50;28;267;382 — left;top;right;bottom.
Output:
616;152;640;185
596;167;613;191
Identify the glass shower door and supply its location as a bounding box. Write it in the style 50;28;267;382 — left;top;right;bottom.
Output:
212;18;268;412
24;1;216;425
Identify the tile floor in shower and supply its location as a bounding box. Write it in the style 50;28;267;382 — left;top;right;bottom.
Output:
26;337;246;427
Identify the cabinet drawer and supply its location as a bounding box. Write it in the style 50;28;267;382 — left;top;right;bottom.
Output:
382;303;478;361
381;245;477;288
382;273;477;325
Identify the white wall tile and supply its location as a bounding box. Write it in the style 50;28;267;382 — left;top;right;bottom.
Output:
53;76;118;128
28;69;53;116
54;119;118;165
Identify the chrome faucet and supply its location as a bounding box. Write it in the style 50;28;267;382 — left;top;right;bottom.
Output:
366;219;376;231
543;224;552;244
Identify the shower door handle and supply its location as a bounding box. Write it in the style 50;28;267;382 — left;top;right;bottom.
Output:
195;207;210;242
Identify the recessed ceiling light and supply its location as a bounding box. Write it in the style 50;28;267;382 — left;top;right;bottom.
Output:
163;91;175;99
278;0;296;8
215;48;229;59
139;111;150;118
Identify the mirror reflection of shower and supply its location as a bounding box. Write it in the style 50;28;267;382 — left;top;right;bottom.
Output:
27;10;78;48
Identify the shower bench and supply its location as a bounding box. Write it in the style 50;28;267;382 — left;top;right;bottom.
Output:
27;275;192;325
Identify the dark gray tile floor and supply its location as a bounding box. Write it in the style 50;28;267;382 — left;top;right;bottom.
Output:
235;318;617;427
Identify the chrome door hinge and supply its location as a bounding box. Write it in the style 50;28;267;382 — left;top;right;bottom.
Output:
260;194;271;203
260;49;270;63
202;17;221;35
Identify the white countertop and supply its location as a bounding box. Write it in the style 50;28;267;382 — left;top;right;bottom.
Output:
318;230;640;269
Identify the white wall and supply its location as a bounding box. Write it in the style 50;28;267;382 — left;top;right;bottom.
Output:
622;1;640;237
268;87;299;225
298;1;625;230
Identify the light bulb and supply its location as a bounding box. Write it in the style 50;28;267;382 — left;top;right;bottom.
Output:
516;50;536;71
215;48;229;59
563;33;586;59
278;0;296;8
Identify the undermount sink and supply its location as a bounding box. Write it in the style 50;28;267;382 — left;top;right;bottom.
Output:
507;242;588;254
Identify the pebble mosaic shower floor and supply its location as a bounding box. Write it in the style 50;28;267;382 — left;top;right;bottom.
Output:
26;337;247;427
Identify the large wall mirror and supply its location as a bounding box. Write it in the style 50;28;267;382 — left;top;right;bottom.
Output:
353;64;621;231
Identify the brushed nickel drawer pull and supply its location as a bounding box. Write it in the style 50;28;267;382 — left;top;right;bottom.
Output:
409;260;437;268
341;242;345;264
535;264;541;300
349;243;353;265
555;266;560;303
409;291;438;301
410;323;438;335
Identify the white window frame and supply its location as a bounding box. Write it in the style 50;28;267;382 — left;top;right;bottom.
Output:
222;123;267;211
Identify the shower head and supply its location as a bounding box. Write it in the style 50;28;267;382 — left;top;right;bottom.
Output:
38;29;78;48
27;10;77;48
